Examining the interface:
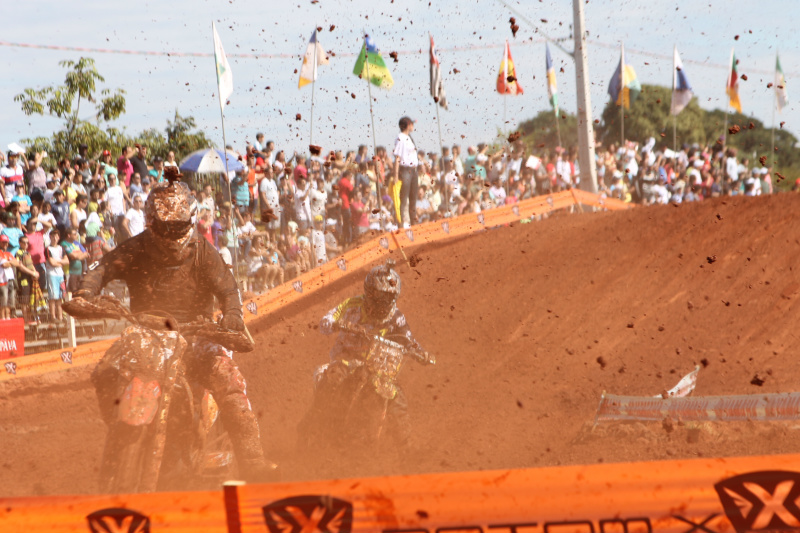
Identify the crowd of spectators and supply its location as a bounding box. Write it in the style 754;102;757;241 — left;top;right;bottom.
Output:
0;128;781;325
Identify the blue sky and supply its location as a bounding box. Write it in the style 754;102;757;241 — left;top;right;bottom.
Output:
1;0;796;156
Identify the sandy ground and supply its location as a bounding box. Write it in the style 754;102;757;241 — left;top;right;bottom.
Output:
3;193;800;497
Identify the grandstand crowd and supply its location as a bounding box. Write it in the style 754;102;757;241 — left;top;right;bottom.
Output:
0;131;780;327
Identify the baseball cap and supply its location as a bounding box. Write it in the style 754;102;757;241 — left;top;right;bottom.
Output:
102;150;111;156
54;189;64;196
153;156;163;163
0;235;9;243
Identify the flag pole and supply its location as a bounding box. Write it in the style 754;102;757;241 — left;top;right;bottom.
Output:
310;78;316;147
435;102;448;213
619;42;625;149
554;109;563;148
771;51;777;171
672;45;677;154
212;22;238;283
362;34;382;211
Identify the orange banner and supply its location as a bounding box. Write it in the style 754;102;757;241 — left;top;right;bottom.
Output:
3;190;631;382
1;452;798;532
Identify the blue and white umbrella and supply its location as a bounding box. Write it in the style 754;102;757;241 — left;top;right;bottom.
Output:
179;148;244;173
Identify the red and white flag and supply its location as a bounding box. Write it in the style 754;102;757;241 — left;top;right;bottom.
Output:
430;34;448;110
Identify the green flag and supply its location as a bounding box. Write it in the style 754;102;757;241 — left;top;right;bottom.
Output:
353;36;394;89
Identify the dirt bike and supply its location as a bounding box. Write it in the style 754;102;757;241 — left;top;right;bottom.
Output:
63;295;254;493
299;322;435;455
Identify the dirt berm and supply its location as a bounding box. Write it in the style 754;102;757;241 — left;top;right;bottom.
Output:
3;194;800;497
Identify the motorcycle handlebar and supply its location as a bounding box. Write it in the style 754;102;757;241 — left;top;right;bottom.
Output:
335;322;435;365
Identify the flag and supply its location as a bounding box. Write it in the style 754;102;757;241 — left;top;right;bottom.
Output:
298;29;329;88
670;46;693;115
497;40;523;95
776;53;789;113
430;34;448;109
212;22;233;113
608;44;640;109
545;43;558;114
353;35;393;89
726;48;742;113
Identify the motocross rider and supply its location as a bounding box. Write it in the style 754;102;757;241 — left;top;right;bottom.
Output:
70;166;276;481
311;259;434;445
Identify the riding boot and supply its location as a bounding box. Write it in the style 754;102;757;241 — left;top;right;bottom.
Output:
190;339;279;482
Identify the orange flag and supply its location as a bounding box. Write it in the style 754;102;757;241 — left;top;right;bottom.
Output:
497;40;523;95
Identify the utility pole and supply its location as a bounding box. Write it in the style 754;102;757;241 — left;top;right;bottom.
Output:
572;0;598;193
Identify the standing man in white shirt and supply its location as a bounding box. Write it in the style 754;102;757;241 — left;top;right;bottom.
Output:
393;116;420;228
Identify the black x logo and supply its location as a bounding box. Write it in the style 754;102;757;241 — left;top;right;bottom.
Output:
672;513;719;533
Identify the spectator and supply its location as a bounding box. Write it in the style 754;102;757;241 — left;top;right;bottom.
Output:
310;176;327;221
15;235;40;324
0;235;16;320
122;194;145;239
44;230;68;321
218;234;233;267
163;150;178;168
393;116;420;227
61;227;87;296
310;215;327;267
338;169;354;245
324;218;342;260
415;186;434;223
25;216;47;290
117;146;134;186
26;152;47;195
259;168;280;238
70;194;89;231
350;189;369;236
11;183;32;225
105;174;128;234
3;212;24;256
232;169;251;215
1;150;24;204
130;144;149;181
149;156;165;183
292;174;312;231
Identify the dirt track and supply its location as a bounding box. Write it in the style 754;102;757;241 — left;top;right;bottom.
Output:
4;194;800;497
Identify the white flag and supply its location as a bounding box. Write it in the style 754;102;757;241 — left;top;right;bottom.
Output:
776;53;789;113
670;46;693;116
298;29;329;88
212;22;233;113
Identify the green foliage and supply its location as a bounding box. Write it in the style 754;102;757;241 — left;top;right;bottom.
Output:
13;58;212;167
597;84;707;147
518;110;578;154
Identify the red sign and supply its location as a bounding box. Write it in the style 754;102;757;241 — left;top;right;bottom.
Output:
0;318;25;359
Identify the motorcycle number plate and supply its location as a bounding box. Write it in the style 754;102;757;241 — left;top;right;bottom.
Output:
118;377;162;426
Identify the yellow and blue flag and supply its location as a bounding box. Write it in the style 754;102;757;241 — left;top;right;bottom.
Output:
608;44;641;109
545;43;558;115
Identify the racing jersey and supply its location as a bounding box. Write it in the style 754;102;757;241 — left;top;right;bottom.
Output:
320;295;423;365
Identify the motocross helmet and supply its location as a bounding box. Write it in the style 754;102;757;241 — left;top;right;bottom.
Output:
363;259;401;323
144;166;197;261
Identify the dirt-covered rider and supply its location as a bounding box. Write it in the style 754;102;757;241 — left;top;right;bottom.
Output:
308;259;434;446
70;166;276;481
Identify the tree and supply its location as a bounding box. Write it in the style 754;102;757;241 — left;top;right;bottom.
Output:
13;59;212;166
518;110;578;154
14;57;125;157
597;84;706;148
164;111;214;158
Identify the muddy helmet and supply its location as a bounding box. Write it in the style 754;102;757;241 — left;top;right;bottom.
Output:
363;259;401;322
144;166;197;260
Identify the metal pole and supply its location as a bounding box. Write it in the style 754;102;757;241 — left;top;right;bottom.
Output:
771;82;776;171
555;110;563;148
435;102;448;213
310;79;315;147
213;23;238;283
362;35;382;211
572;0;598;192
620;43;625;149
